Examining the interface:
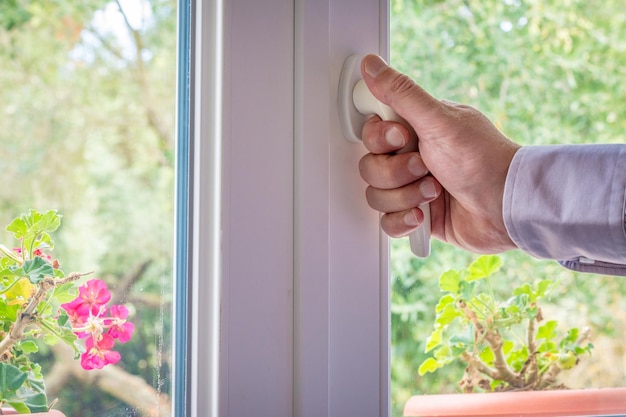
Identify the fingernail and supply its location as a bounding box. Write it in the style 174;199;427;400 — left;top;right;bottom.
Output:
404;210;419;227
364;55;388;78
407;155;428;177
385;126;405;147
420;178;438;199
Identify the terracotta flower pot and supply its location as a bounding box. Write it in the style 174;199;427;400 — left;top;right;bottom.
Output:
1;410;65;416
403;387;626;417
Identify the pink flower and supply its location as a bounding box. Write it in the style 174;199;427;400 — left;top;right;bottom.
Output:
107;305;134;343
62;279;110;320
33;248;52;260
80;334;121;370
61;297;91;333
60;279;134;370
76;279;111;310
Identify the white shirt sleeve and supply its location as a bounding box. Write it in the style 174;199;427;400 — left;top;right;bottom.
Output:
502;144;626;276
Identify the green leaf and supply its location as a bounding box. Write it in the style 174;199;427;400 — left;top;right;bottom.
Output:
418;357;441;375
575;343;593;355
29;364;43;382
0;362;48;413
6;218;27;239
43;333;59;346
479;346;495;365
6;210;61;252
0;266;20;284
458;280;475;301
9;256;53;284
57;325;80;350
40;318;80;353
419;347;452;376
439;270;461;293
424;327;443;353
433;345;451;361
449;325;474;347
557;351;577;370
7;401;30;414
435;303;461;327
559;327;579;349
506;293;529;311
467;255;502;282
19;341;38;354
57;311;70;327
536;320;558;340
435;294;455;313
513;283;531;298
0;299;20;322
38;210;61;233
501;340;514;355
537;341;557;353
507;346;529;372
490;379;505;391
534;279;554;300
51;281;77;303
0;361;28;392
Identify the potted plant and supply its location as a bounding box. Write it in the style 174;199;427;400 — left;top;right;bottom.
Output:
0;210;134;415
404;255;626;417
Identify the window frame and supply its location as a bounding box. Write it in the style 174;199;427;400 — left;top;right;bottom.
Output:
176;0;393;416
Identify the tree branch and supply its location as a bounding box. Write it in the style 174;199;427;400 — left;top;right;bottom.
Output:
109;259;153;306
47;344;171;417
114;0;173;165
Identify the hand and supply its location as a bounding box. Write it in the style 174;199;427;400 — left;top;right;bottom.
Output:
358;54;520;254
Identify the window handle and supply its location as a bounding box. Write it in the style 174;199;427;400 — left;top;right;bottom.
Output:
338;55;431;258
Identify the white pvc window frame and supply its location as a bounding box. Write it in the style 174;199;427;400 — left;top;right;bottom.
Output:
176;0;392;416
174;2;626;417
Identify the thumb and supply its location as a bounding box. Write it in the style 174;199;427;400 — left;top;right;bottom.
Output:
360;54;442;131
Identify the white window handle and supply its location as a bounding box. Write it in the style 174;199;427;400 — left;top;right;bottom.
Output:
338;55;431;258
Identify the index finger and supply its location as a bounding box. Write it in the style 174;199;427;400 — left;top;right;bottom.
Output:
361;116;413;155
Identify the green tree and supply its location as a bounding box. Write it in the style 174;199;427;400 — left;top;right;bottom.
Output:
0;0;176;415
390;0;626;415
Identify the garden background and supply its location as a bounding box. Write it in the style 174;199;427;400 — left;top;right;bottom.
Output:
390;0;626;415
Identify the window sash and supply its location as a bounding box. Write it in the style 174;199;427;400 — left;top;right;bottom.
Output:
177;0;391;416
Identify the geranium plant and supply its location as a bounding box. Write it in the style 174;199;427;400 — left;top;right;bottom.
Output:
419;255;592;392
0;210;134;414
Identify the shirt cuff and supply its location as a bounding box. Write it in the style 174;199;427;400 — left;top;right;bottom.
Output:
503;144;626;274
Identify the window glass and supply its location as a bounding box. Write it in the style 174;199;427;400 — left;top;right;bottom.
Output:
0;0;176;415
390;1;626;415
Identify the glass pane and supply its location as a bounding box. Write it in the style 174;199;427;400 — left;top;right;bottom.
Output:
0;0;176;415
390;1;626;415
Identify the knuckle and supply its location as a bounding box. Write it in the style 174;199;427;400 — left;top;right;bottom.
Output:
364;186;377;208
361;155;395;189
381;213;407;238
358;155;370;180
389;73;416;101
361;118;388;154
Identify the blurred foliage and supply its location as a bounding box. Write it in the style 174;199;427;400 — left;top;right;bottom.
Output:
390;0;626;415
0;0;176;415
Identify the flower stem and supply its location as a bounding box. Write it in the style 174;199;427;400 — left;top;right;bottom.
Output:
0;271;92;360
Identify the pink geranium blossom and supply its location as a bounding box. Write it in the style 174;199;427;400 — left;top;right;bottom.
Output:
80;334;121;370
62;279;110;320
107;305;135;343
60;297;91;337
75;279;111;310
60;279;134;371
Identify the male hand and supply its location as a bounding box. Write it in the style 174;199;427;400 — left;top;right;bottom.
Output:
358;54;520;254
